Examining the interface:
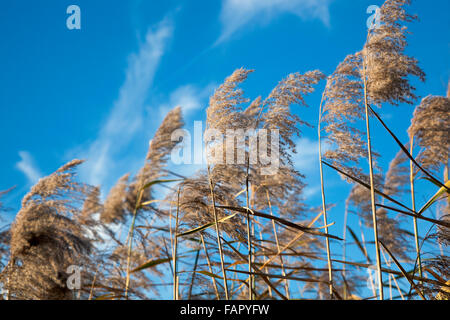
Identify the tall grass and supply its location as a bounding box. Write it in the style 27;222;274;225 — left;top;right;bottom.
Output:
0;0;448;300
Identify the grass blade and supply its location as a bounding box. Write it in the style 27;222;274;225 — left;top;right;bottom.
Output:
131;257;172;273
177;213;238;238
376;204;450;228
379;241;426;300
346;227;370;262
417;180;450;215
367;104;447;190
217;205;342;241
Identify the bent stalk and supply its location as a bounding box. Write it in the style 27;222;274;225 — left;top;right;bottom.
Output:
318;91;334;299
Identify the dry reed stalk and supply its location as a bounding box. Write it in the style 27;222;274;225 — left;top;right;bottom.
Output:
357;217;377;297
362;54;384;300
88;264;100;300
173;187;180;300
257;220;274;299
341;198;350;299
187;248;200;300
245;161;253;300
207;166;229;300
409;138;423;281
380;248;405;300
200;233;220;300
124;187;144;300
266;190;290;298
318;90;334;299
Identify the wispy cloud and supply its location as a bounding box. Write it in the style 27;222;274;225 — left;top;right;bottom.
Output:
292;137;321;171
293;137;345;200
157;84;215;120
217;0;332;44
15;151;42;185
78;19;173;187
303;185;320;198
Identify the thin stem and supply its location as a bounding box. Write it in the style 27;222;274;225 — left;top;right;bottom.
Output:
318;90;334;299
245;160;253;300
380;241;426;300
342;200;349;299
258;222;273;298
207;165;229;300
357;218;377;297
368;104;447;191
200;233;221;300
222;237;288;300
266;189;290;299
173;187;180;300
409;138;423;281
380;248;405;300
362;57;384;300
88;264;99;300
188;248;200;300
231;211;323;296
124;189;144;300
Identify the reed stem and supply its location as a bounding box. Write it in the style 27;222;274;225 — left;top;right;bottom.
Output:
318;91;334;299
362;58;384;300
207;165;229;300
409;138;423;282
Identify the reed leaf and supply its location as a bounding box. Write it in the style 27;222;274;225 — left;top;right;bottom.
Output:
177;213;238;238
216;205;342;241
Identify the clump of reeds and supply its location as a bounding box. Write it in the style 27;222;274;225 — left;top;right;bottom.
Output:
363;0;425;106
0;0;448;301
408;93;449;173
5;160;92;299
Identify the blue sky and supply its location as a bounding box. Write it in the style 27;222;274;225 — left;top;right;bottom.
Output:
0;1;449;286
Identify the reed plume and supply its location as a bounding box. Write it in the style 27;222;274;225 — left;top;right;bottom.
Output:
128;106;184;209
101;174;130;224
5;160;92;300
124;106;184;298
359;0;425;299
166;68;325;300
363;0;425;106
383;148;409;198
407;85;449;278
263;70;325;166
408;93;450;173
321;53;374;183
79;186;102;225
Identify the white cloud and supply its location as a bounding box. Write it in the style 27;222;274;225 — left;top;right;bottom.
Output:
78;19;173;187
292;137;332;171
218;0;332;43
15;151;42;185
292;138;340;200
157;83;215;120
292;137;320;171
303;185;320;198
